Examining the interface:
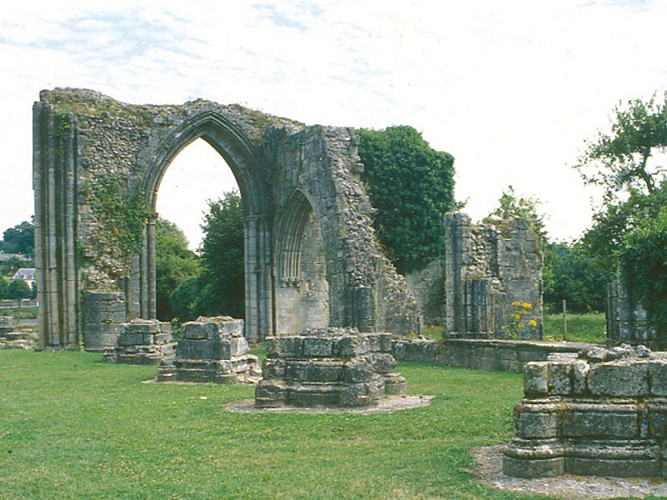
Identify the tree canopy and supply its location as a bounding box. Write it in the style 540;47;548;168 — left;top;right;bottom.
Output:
155;218;200;321
575;93;667;201
357;125;456;274
575;93;667;337
169;191;245;321
0;220;34;257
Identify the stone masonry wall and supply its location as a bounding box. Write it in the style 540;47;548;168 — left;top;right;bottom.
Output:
504;345;667;478
607;279;658;347
392;338;591;373
405;260;445;326
34;88;420;346
444;212;542;339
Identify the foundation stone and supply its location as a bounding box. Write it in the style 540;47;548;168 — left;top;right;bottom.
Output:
255;327;406;408
157;316;260;384
103;318;174;365
504;344;667;478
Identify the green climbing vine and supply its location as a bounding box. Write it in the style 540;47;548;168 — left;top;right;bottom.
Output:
90;174;149;258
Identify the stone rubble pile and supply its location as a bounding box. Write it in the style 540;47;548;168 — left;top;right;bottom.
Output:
157;316;260;384
103;318;174;365
255;327;406;408
504;344;667;478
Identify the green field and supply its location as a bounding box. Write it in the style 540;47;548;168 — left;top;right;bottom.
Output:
0;350;540;499
543;313;606;344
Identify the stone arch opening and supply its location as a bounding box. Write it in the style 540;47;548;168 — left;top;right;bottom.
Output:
33;89;419;350
140;112;272;342
274;190;329;335
154;139;239;321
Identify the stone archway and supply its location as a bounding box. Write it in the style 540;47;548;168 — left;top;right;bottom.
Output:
33;88;419;350
274;190;329;335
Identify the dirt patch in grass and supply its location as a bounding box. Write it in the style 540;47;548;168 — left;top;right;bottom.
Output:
471;445;667;499
224;394;434;414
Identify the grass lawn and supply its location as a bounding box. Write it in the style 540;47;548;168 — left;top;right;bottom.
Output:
543;313;606;344
0;350;540;499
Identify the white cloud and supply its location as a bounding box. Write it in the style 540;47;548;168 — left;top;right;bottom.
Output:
0;0;666;243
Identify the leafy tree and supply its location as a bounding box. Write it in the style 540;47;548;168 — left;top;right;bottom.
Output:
169;274;205;322
0;220;35;257
575;92;667;202
169;191;245;321
155;218;200;320
543;241;611;313
580;184;667;272
357;125;456;274
7;279;32;302
618;205;667;333
197;191;245;319
483;186;546;241
0;277;8;300
574;93;667;337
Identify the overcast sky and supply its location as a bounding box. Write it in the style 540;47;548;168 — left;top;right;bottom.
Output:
2;0;666;249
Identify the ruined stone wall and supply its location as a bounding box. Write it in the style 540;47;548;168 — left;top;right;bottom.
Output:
444;212;542;338
405;260;445;326
33;88;420;348
505;345;667;478
607;279;658;347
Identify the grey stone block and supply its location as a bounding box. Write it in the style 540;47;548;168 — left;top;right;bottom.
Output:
515;404;559;439
588;362;649;397
561;406;639;439
302;337;334;357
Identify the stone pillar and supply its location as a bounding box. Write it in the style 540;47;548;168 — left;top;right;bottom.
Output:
82;291;126;352
146;215;157;320
33;103;80;348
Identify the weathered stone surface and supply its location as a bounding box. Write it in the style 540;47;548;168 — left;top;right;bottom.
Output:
444;212;543;340
34;88;420;349
82;291;126;352
504;345;667;479
607;278;658;347
255;328;405;408
157;317;260;384
103;319;174;365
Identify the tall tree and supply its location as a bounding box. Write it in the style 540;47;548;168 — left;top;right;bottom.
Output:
155;218;200;320
575;93;667;201
357;125;456;274
197;191;245;319
0;220;34;257
170;191;245;321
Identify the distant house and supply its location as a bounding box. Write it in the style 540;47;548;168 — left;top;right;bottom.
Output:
11;268;36;288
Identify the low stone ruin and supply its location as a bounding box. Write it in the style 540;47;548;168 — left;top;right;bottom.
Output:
504;344;667;478
157;316;260;384
0;316;37;350
103;319;174;365
444;212;543;339
255;327;405;408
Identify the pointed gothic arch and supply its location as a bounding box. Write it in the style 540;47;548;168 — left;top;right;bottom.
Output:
274;190;329;334
33;88;419;350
